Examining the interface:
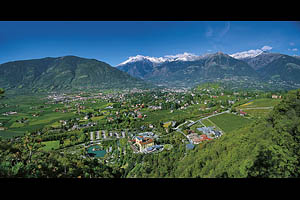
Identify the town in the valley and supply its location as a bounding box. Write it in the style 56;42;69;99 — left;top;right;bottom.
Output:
0;83;283;167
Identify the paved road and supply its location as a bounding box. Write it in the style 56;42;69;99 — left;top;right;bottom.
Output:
196;110;230;122
177;128;192;143
174;110;230;130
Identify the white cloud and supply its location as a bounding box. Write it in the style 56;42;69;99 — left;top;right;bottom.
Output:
288;48;298;51
290;42;295;46
164;52;201;62
261;45;272;51
205;22;231;40
219;22;231;38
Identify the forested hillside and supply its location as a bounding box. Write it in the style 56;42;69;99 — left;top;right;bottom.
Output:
0;56;147;92
175;89;300;177
125;89;300;178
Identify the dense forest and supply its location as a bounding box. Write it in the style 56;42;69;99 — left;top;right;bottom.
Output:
1;88;300;178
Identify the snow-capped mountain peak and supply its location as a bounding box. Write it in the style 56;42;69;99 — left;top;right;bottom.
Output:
117;55;158;66
230;46;273;59
230;49;264;59
117;52;202;66
164;52;202;62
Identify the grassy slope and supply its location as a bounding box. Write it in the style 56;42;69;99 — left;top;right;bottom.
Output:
209;113;252;133
41;140;60;151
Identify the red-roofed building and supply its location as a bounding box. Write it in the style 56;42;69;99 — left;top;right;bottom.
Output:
239;110;247;116
134;136;154;151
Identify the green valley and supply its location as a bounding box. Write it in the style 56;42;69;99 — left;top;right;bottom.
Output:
1;82;299;178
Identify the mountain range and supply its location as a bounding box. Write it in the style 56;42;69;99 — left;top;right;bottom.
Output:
1;52;300;93
0;56;147;92
117;52;300;89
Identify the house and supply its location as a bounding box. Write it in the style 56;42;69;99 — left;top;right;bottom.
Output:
145;145;163;153
228;100;235;104
134;136;154;152
197;127;214;135
212;130;222;138
163;121;172;128
137;114;143;119
272;95;282;99
163;121;176;128
187;132;213;144
239;110;247;116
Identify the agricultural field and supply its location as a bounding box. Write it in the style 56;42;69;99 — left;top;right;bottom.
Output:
0;94;79;138
239;98;281;108
201;118;215;127
91;115;105;121
41;140;60;151
209;113;253;133
142;105;203;124
238;98;281;118
242;109;272;118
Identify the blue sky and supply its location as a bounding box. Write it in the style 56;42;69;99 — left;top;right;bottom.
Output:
0;21;300;66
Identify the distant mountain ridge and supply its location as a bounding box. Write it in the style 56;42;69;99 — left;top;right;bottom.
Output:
117;51;300;89
0;56;147;92
117;53;203;66
240;52;284;70
1;52;299;92
257;54;300;84
117;52;259;87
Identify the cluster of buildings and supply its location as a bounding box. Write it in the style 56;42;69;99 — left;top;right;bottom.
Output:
129;132;163;154
187;133;212;144
197;127;222;138
134;136;154;151
186;126;223;145
272;94;282;99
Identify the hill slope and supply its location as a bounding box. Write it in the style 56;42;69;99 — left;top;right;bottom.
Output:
0;56;147;92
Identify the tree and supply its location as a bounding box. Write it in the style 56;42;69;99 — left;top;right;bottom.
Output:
0;88;4;98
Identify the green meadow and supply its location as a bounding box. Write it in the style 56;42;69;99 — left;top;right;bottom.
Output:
209;113;253;133
238;98;281;118
239;98;281;108
201;118;215;127
41;140;60;151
